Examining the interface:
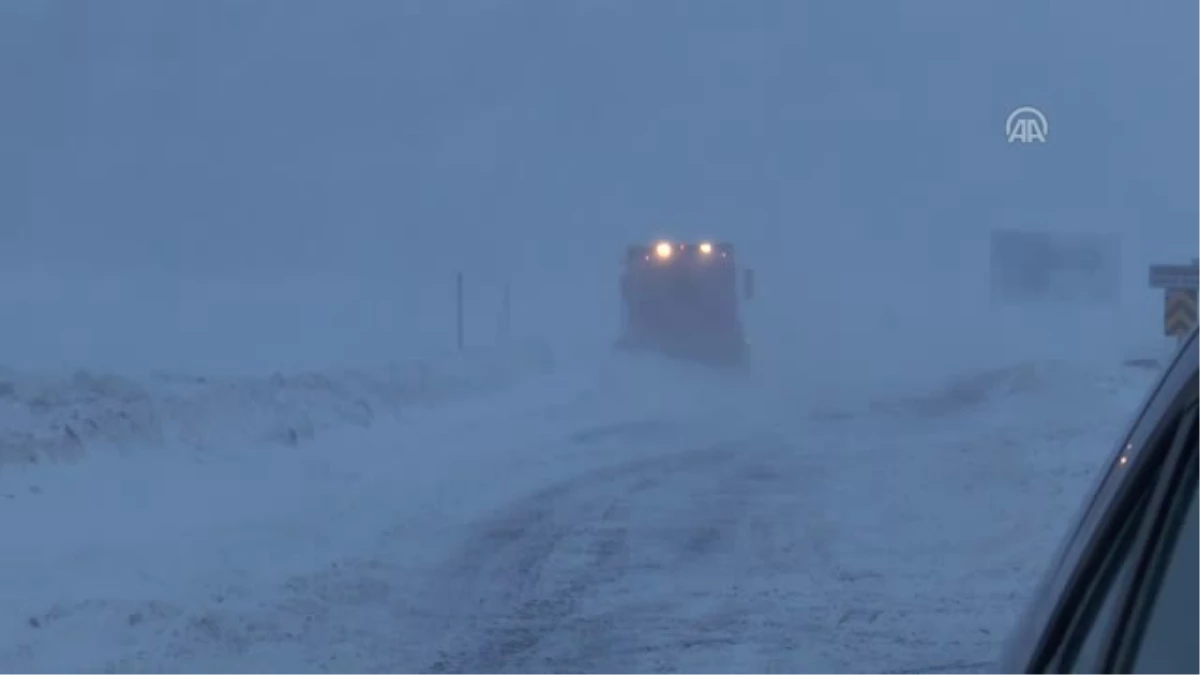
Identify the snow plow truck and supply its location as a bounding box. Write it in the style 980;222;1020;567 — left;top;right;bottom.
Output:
616;240;752;368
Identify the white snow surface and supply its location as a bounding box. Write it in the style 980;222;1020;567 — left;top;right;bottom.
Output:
0;347;1162;673
0;341;555;468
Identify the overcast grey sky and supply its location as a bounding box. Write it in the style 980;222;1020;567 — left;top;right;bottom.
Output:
0;0;1195;371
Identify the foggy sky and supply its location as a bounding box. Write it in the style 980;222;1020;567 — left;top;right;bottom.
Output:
0;0;1196;372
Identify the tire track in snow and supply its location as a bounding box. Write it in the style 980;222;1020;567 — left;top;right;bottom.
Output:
420;435;841;673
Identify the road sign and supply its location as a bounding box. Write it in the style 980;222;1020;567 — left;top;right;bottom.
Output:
1149;262;1199;290
1164;289;1198;338
990;229;1121;306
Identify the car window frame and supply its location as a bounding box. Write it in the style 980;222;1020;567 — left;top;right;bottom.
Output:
1003;330;1199;673
1041;396;1199;673
1059;485;1153;671
1108;415;1197;672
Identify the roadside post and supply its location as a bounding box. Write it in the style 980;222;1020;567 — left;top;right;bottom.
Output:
456;271;465;351
499;282;511;342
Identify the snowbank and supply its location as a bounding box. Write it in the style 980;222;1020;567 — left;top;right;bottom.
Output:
0;341;554;469
749;350;1163;433
870;358;1159;421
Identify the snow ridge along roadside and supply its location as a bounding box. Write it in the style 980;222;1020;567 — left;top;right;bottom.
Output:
0;340;555;468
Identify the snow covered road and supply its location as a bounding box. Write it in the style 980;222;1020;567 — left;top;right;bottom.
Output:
414;361;1156;674
421;433;826;674
0;352;1159;673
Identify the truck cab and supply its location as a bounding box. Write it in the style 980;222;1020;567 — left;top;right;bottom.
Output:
617;240;749;367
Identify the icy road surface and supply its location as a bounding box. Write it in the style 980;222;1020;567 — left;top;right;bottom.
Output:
0;353;1158;673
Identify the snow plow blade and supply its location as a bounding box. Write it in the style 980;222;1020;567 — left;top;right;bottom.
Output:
615;240;750;369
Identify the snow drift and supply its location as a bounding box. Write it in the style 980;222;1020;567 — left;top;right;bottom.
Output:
0;340;554;469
